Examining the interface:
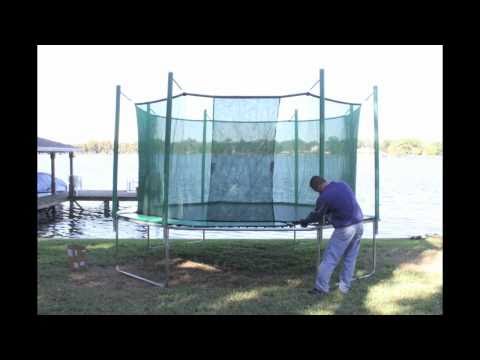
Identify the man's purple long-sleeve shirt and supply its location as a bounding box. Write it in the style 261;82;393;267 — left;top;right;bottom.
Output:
304;181;363;228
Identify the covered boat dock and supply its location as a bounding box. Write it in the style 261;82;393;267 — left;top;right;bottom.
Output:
37;137;137;212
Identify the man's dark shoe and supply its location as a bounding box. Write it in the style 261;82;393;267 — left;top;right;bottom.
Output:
308;288;327;297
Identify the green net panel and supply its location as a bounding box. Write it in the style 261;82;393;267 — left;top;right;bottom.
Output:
135;93;360;226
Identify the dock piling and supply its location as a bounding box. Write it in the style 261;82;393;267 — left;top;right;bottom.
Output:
104;200;110;215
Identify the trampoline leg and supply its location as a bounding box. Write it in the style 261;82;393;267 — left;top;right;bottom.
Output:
372;228;377;272
147;225;150;250
115;224;166;288
316;228;323;269
115;217;119;258
164;226;170;288
354;222;377;281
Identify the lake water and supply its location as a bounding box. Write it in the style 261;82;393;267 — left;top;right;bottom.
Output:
37;153;442;240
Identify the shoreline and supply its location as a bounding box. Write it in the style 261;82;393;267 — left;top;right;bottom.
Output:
58;151;442;157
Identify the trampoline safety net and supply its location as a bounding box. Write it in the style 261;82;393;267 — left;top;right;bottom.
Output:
135;93;361;226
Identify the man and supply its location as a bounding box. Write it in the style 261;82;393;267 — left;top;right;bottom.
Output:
294;176;364;297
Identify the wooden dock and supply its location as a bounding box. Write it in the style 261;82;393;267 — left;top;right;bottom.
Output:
74;190;137;201
37;190;137;211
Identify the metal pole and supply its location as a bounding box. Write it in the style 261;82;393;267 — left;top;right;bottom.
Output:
116;266;165;287
294;109;299;204
162;72;174;233
349;104;359;194
354;222;376;280
316;227;323;268
372;226;377;273
373;85;380;235
146;102;151;193
202;229;205;241
164;226;170;287
115;217;168;287
201;109;207;203
112;85;121;231
162;72;174;288
115;217;119;258
319;69;325;178
147;225;150;249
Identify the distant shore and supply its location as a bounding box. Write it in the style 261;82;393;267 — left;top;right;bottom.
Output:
74;138;442;157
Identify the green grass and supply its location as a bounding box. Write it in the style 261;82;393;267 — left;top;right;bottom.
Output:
37;236;443;315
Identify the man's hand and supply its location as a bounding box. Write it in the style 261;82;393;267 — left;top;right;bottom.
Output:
292;219;309;228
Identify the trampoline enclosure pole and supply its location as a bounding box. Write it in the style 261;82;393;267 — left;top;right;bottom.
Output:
349;104;359;194
163;73;174;230
112;85;121;232
294;109;299;204
373;86;380;235
319;69;325;178
318;70;325;257
162;72;174;287
201;109;207;203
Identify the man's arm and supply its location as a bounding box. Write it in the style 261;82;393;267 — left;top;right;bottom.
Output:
303;196;329;225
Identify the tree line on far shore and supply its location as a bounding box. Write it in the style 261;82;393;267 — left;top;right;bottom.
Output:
76;141;137;154
76;138;442;156
358;139;442;156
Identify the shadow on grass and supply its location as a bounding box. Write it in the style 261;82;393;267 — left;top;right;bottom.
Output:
331;236;443;315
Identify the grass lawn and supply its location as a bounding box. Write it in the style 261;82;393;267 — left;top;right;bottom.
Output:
37;236;443;315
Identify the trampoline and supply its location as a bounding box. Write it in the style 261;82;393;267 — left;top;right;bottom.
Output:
112;70;380;288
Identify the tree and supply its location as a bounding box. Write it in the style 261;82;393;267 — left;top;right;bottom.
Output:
423;142;442;155
381;140;392;152
387;139;423;155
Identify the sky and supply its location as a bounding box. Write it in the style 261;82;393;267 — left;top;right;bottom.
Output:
37;45;442;145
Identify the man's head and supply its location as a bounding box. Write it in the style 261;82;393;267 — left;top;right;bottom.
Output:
310;176;328;193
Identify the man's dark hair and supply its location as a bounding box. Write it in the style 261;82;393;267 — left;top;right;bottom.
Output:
310;176;326;189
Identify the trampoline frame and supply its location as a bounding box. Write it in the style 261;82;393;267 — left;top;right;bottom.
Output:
112;69;380;289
